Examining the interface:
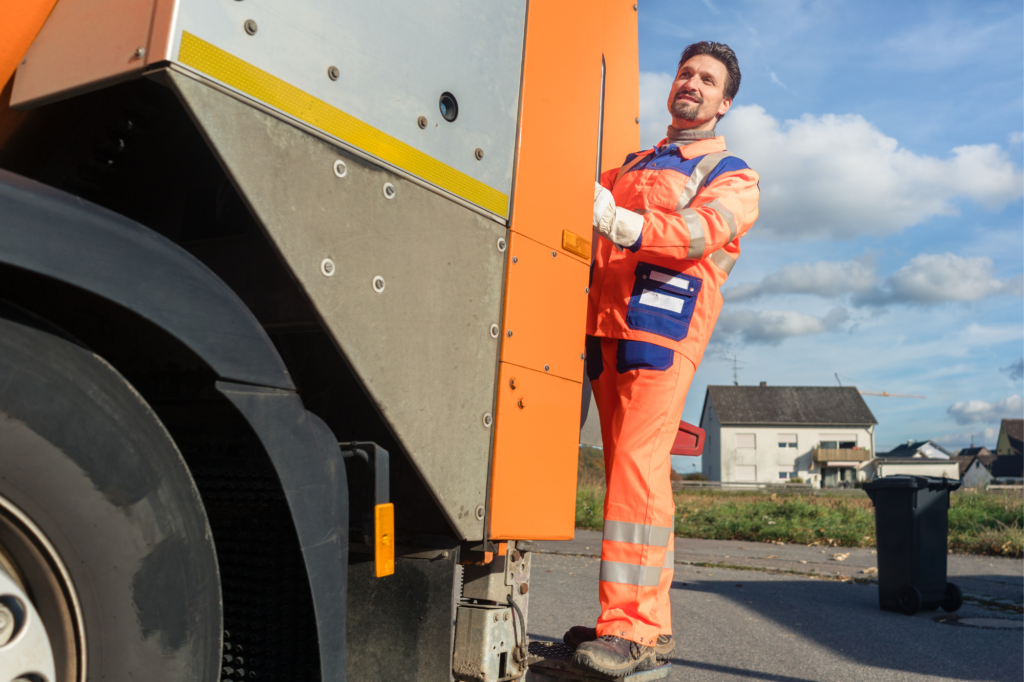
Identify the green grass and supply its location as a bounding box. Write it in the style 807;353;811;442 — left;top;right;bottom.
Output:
573;479;1023;557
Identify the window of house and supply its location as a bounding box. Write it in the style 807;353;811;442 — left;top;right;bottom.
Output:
820;435;857;450
778;472;789;479
735;465;756;481
778;433;797;448
736;433;756;448
778;465;795;480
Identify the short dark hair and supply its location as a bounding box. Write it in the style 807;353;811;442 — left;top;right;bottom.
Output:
678;41;741;101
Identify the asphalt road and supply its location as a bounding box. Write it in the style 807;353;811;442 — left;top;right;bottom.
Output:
526;530;1023;682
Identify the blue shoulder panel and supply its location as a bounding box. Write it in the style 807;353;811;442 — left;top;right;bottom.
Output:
705;156;750;185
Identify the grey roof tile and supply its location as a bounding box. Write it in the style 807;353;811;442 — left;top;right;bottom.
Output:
705;386;877;426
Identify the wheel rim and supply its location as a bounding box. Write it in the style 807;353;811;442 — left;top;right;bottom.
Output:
0;495;86;682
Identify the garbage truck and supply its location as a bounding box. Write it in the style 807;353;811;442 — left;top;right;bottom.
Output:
0;1;639;680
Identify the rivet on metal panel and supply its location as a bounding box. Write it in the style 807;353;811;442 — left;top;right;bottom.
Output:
509;378;516;390
372;276;386;293
489;324;499;338
512;256;518;264
504;612;511;621
320;258;335;277
633;4;638;10
635;117;640;124
475;505;485;520
506;330;513;338
417;116;428;129
482;414;493;428
442;551;449;559
475;148;485;160
134;47;146;60
333;160;348;178
519;583;529;594
517;398;525;409
328;66;340;81
497;237;507;252
544;365;550;372
551;251;557;258
585;287;590;294
580;353;585;360
382;182;396;199
244;19;258;35
493;613;499;623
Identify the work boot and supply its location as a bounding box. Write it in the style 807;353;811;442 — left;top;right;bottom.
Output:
564;626;675;662
572;635;656;677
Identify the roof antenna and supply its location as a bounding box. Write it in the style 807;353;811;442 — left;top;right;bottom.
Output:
727;354;743;386
835;373;842;387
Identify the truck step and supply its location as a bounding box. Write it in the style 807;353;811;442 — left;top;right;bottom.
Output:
527;641;671;682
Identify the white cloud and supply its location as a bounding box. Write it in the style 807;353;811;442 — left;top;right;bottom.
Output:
725;259;876;302
718;105;1024;239
715;306;848;345
855;253;1023;305
769;71;791;92
1010;132;1024;145
947;395;1023;425
638;72;674;149
724;253;1022;306
934;427;998;451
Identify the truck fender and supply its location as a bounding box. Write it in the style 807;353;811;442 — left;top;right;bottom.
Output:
0;168;348;681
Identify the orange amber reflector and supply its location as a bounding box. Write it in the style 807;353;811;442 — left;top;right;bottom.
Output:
561;229;591;259
375;503;395;577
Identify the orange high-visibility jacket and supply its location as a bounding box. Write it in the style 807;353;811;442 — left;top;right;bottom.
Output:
586;136;759;367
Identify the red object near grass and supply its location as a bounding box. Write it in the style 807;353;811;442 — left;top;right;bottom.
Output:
671;421;705;456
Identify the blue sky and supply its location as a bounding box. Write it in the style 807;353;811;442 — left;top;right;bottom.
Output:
637;1;1024;470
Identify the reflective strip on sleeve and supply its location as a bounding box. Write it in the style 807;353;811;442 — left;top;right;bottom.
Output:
706;199;739;241
710;250;736;276
675;152;734;210
600;560;663;587
603;520;674;547
663;551;675;569
676;208;705;259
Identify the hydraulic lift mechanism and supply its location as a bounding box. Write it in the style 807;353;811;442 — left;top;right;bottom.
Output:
0;1;639;680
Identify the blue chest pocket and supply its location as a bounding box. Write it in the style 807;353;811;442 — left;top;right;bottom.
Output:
625;263;701;341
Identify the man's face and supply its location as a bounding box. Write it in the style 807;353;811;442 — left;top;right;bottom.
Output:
667;55;732;129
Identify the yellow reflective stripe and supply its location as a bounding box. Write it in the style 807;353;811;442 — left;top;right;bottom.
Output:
675;151;733;210
710;250;736;276
178;31;509;217
706;199;738;241
677;208;705;259
600;560;662;586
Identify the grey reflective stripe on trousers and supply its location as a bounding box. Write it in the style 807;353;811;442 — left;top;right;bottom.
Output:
663;551;674;569
603;519;673;547
675;151;734;210
600;560;663;587
710;250;736;275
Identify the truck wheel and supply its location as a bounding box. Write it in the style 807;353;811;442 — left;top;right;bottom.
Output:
896;585;921;616
940;583;963;613
0;306;222;681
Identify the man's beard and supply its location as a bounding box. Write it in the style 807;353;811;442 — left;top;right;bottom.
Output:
670;97;702;121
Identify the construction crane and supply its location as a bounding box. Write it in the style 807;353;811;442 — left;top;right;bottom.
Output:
836;374;926;399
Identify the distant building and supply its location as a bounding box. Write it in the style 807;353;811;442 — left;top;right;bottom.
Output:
990;454;1024;484
699;384;876;488
953;447;996;488
996;419;1023;457
879;440;953;459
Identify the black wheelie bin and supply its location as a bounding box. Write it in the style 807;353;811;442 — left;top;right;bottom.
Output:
863;475;963;615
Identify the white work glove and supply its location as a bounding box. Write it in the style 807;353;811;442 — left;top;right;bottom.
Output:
593;182;643;249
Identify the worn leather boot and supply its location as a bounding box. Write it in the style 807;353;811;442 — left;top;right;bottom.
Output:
564;626;675;661
571;635;656;677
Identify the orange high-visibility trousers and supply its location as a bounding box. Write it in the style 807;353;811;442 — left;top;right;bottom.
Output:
586;334;695;645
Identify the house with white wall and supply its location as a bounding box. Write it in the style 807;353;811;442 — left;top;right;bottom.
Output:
699;384;877;488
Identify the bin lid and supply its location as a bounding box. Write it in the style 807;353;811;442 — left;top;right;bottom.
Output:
863;475;961;492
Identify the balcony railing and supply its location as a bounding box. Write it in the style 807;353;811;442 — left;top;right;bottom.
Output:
813;447;871;463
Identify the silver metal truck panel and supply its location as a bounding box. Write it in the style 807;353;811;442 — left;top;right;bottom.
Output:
15;0;527;219
170;70;504;540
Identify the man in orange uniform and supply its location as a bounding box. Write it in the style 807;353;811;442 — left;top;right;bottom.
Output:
566;42;760;677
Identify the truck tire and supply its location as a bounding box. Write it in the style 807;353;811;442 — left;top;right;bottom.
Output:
0;304;222;681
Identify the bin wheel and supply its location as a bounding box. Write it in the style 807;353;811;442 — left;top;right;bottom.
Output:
940;583;963;612
896;585;921;615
